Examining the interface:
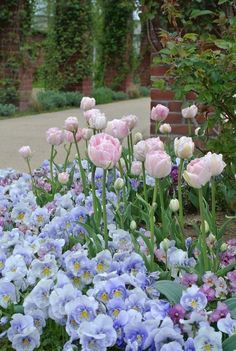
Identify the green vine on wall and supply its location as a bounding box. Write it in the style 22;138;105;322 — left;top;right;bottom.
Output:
42;0;93;91
0;0;35;105
95;0;135;90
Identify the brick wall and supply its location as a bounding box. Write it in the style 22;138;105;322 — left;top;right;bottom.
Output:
150;63;204;136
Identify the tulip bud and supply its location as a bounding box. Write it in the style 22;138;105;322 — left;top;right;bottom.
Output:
220;243;228;251
174;137;195;159
134;132;143;144
159;123;172;134
169;199;179;212
182;105;198;119
58;172;69;185
206;233;216;248
195;127;205;137
64;116;79;132
161;238;172;251
131;161;142;176
80;96;96;111
118;158;126;170
19;146;32;159
200;220;209;234
130;220;137;231
114;178;125;191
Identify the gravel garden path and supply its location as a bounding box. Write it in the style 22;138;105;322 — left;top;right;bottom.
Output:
0;97;150;172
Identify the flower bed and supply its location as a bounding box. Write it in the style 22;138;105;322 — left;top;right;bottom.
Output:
0;97;235;351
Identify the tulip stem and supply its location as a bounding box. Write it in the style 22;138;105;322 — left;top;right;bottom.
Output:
102;169;108;249
26;158;36;194
142;161;148;202
149;206;155;270
130;132;134;161
50;145;54;184
127;134;132;171
187;120;192;136
118;160;124;178
152;178;158;207
177;159;184;236
198;187;209;270
91;165;98;225
63;142;72;171
157;178;166;235
73;132;88;196
155;121;161;136
211;177;216;227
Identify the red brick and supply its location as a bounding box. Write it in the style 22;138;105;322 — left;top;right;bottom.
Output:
186;91;197;100
166;113;182;124
171;125;190;135
151;65;170;77
150;101;168;109
151;89;175;101
168;101;182;112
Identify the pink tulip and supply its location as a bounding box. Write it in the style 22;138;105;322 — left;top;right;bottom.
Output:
58;172;69;184
131;161;142;176
75;128;83;142
151;104;169;122
88;133;122;169
19;146;32;159
121;115;138;130
64;116;79;132
46;128;64;146
105;119;129;140
183;157;211;188
81;128;93;141
134;140;147;162
204;152;226;176
80;96;96;111
145;150;172;178
64;131;74;144
182;105;198;119
88;109;107;130
145;137;164;153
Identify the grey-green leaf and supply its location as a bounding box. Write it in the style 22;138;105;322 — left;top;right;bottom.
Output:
156;280;184;304
224;297;236;319
223;335;236;351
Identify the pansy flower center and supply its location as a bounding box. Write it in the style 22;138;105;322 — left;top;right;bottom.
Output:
73;262;81;271
80;310;89;319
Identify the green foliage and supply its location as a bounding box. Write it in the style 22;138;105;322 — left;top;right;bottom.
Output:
0;104;16;117
0;0;35;106
145;0;235;36
139;86;149;97
223;335;236;351
155;280;184;304
112;91;129;101
95;0;135;89
92;87;114;104
42;0;93;90
154;20;236;184
37;90;82;110
91;87;130;104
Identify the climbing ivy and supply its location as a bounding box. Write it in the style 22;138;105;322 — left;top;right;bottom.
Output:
95;0;135;90
0;0;35;105
42;0;93;91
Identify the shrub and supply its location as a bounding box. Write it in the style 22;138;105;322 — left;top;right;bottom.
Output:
37;91;82;110
0;104;16;117
91;87;114;104
139;86;149;97
112;91;129;101
64;92;82;107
